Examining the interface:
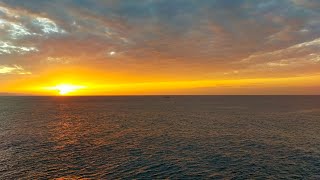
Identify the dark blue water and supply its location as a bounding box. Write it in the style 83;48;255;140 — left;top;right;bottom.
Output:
0;96;320;179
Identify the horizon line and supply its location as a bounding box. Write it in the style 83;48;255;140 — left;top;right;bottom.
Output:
1;94;320;97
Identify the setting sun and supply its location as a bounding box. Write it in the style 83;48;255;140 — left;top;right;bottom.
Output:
1;1;320;179
46;84;86;95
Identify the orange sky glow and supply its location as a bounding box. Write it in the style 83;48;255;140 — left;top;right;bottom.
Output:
1;1;320;95
3;66;320;95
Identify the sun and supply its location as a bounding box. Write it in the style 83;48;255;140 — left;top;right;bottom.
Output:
56;84;83;95
47;84;86;95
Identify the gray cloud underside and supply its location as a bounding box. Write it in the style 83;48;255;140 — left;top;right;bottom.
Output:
0;0;320;76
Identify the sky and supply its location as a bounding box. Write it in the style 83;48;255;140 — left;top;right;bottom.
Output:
0;0;320;95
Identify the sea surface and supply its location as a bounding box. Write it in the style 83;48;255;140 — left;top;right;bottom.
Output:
0;96;320;179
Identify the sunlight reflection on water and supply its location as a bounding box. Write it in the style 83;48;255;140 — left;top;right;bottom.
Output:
0;96;320;179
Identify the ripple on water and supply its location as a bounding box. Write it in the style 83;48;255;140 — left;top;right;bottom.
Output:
0;96;320;179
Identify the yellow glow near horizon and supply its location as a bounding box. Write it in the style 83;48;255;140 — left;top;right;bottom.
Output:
3;67;320;95
45;84;86;95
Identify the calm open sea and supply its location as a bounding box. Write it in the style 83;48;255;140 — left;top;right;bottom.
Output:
0;96;320;179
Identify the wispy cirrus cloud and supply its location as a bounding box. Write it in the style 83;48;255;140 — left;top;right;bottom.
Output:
0;2;66;57
0;0;320;89
242;37;320;65
0;64;31;74
0;41;38;54
45;56;70;64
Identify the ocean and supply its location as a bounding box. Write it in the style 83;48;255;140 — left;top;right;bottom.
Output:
0;96;320;179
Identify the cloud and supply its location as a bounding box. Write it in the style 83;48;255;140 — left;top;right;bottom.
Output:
32;17;66;34
0;19;33;39
0;41;38;55
0;64;31;74
0;3;66;58
290;0;320;10
0;4;66;37
45;57;70;64
235;37;320;77
0;0;320;80
242;37;320;65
